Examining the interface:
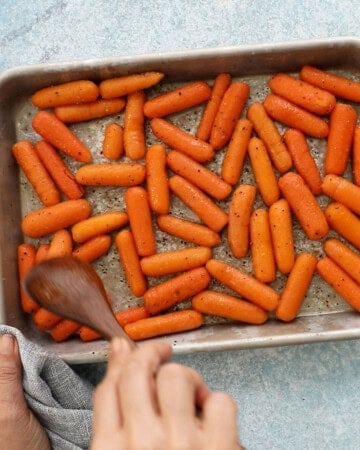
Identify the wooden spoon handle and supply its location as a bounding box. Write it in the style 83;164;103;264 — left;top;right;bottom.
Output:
95;307;136;348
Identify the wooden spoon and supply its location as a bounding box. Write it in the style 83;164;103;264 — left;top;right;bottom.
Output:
24;256;135;347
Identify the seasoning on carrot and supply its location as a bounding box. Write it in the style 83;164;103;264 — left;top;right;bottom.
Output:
99;72;165;99
17;243;39;313
50;319;81;342
71;211;128;243
353;127;360;186
75;163;146;186
324;238;360;285
322;174;360;215
12;140;60;207
102;123;124;160
54;98;125;123
124;90;146;160
325;202;360;249
46;229;73;259
144;267;211;314
33;308;62;331
278;172;329;240
276;253;317;322
35;244;50;263
73;235;112;263
146;144;170;215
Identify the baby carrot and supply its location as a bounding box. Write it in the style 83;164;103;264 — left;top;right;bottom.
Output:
33;308;62;331
146;144;170;215
250;209;276;283
140;246;212;277
248;137;280;206
196;73;231;141
206;259;279;311
50;319;81;342
124;91;146;160
268;199;295;274
32;111;92;163
17;243;39;313
324;102;357;175
75;163;146;186
246;102;292;173
144;267;211;314
167;150;232;200
263;94;329;138
46;229;73;259
12;140;60;207
210;82;250;150
144;81;211;118
300;65;360;103
283;129;322;195
276;253;317;322
21;199;92;238
322;174;360;215
227;184;256;258
156;215;221;247
324;238;360;285
124;310;204;341
34;141;84;200
268;73;336;115
221;119;253;185
125;187;156;257
71;211;128;243
54;98;125;123
353;127;360;186
102;123;124;160
99;72;164;99
192;290;268;325
31;80;99;108
73;235;112;263
317;257;360;312
35;244;50;263
150;118;214;163
325;202;360;249
278;172;329;240
169;175;228;232
115;230;147;297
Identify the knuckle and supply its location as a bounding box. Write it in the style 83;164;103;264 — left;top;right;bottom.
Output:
211;391;237;412
158;362;189;383
0;364;19;385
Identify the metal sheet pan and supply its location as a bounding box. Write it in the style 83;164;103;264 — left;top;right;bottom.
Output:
1;37;360;364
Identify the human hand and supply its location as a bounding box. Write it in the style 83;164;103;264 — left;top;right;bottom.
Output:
91;338;243;450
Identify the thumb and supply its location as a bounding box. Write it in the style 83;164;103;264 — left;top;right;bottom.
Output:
0;334;25;408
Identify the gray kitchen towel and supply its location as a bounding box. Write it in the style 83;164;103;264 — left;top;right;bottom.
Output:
0;325;93;450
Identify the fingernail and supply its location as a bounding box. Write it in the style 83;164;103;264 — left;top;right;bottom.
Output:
111;337;131;356
0;334;15;355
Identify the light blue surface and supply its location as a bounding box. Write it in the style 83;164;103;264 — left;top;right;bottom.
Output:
1;1;360;449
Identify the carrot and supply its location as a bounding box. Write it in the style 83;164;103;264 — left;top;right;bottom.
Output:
268;199;295;275
32;111;92;163
102;123;124;160
54;98;125;123
50;319;81;342
209;82;250;150
278;172;329;240
169;175;228;232
146;144;170;214
12;140;60;207
324;103;357;175
353;127;360;186
31;80;99;108
263;94;329;138
325;202;360;249
150;118;214;163
246;102;292;173
71;211;128;243
250;209;276;283
125;187;156;257
196;73;231;141
206;259;279;311
156;215;221;247
322;174;360;215
33;308;62;331
192;290;268;325
300;65;360;103
317;257;360;312
268;73;336;115
46;229;73;259
75;163;146;186
72;235;112;263
144;267;211;314
35;244;50;263
227;184;256;258
167;150;232;200
248;137;280;207
324;238;360;285
34;141;84;200
221;119;253;185
124;309;204;341
99;72;164;99
115;230;147;297
124;91;146;160
144;81;211;118
140;246;212;277
21;199;92;238
276;253;317;322
17;243;39;313
283;129;322;195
